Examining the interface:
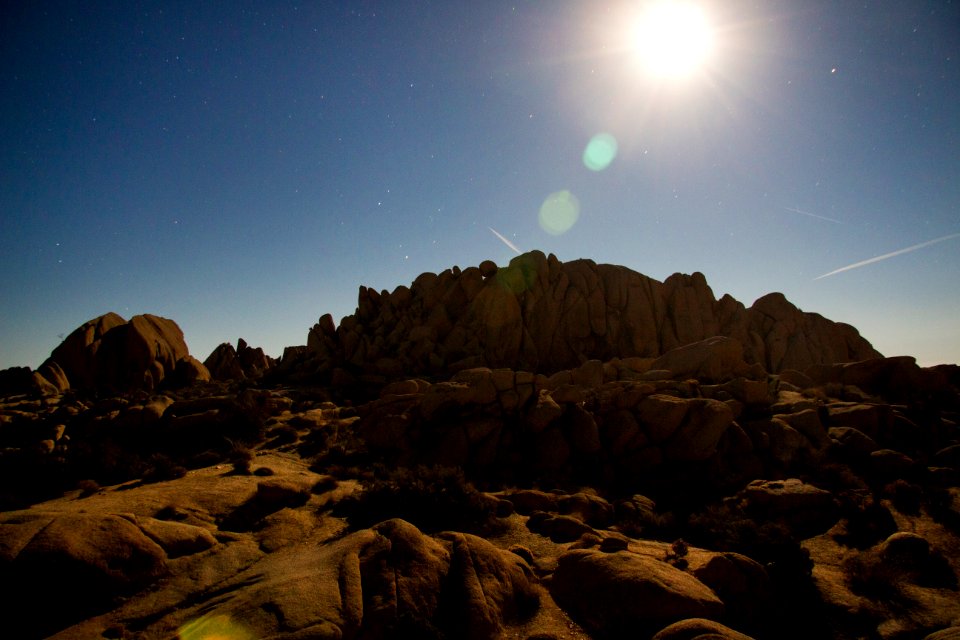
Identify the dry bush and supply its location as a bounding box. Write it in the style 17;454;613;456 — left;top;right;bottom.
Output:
333;464;498;534
844;546;957;599
142;453;187;483
885;479;923;515
833;495;897;549
227;440;255;475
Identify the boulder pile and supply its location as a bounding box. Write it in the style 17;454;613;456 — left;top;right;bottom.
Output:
306;251;880;381
204;338;275;381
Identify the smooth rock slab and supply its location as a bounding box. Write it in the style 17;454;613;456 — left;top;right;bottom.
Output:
550;548;723;636
143;518;538;640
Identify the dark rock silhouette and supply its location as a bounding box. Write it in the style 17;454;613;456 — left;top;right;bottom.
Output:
204;338;275;381
37;313;209;392
305;251;880;381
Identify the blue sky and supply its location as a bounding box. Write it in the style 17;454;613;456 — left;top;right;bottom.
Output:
2;1;958;368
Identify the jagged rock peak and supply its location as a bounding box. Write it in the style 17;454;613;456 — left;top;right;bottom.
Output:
307;250;880;378
204;338;276;381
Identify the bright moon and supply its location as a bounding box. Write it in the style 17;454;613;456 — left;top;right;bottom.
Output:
634;2;714;78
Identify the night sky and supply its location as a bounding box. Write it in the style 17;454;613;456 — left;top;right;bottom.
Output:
2;1;959;369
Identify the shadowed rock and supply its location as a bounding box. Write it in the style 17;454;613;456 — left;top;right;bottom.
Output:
41;313;210;392
205;338;275;381
305;251;880;380
148;518;538;639
550;548;724;635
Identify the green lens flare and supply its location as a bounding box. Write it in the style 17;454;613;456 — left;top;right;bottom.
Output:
583;133;618;171
178;614;255;640
539;190;581;235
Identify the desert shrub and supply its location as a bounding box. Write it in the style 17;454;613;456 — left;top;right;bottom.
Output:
267;423;300;445
809;461;868;494
307;420;370;470
833;495;897;549
925;485;960;534
189;449;225;468
613;498;677;540
686;502;813;588
227;440;255;475
333;464;498;534
102;624;126;640
142;453;187;483
76;478;100;497
915;547;959;589
885;479;923;515
686;501;824;639
664;538;689;569
844;549;901;599
312;475;339;493
845;546;957;598
155;504;189;521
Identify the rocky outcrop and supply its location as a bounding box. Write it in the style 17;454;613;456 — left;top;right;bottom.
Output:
305;251;880;380
550;548;725;635
39;313;210;392
355;365;745;487
2;511;214;638
808;355;957;404
146;517;538;640
204;338;275;381
0;367;39;397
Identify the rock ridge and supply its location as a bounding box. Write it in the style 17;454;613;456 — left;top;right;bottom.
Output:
305;251;880;380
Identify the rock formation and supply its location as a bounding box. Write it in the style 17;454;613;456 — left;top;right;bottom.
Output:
0;253;958;640
35;313;209;392
204;338;275;381
306;251;880;381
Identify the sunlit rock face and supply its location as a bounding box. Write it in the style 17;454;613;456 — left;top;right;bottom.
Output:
306;250;880;379
40;313;210;392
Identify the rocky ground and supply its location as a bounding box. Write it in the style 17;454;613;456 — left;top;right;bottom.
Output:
2;253;959;639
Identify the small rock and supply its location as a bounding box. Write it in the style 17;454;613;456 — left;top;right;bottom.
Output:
652;617;756;640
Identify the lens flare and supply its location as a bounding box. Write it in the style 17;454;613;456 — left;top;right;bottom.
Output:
178;614;255;640
539;190;580;235
583;133;618;171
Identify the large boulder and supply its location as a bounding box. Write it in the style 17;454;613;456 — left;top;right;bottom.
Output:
738;478;837;534
44;312;127;390
4;513;171;637
662;398;735;462
204;342;246;380
43;313;209;392
550;548;724;636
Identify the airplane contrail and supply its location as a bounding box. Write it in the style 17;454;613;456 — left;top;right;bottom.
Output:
488;226;521;255
815;232;960;280
781;205;843;224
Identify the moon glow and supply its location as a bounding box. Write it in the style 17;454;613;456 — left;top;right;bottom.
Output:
634;2;714;79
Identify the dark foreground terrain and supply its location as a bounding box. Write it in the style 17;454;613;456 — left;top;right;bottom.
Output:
2;252;959;639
